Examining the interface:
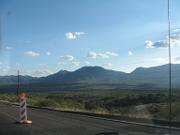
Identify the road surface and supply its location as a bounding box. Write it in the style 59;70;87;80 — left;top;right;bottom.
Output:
0;103;179;135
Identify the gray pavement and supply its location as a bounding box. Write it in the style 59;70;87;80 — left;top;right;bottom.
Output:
0;104;179;135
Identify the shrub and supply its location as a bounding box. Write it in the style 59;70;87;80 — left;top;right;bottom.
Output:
34;99;59;108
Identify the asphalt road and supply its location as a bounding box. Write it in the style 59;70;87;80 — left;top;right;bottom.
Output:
0;104;179;135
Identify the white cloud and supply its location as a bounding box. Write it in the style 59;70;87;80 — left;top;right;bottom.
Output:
60;55;75;61
59;60;80;67
85;61;90;65
97;53;109;59
58;62;67;65
173;28;180;32
145;40;154;48
152;57;168;64
105;51;118;57
87;51;118;59
46;52;51;56
145;38;180;48
5;46;13;50
74;32;85;36
145;29;180;48
145;40;169;48
170;34;180;46
152;56;180;64
59;55;80;66
1;66;11;73
172;57;180;64
65;32;77;40
128;51;133;56
103;63;113;67
87;52;97;59
71;61;80;66
24;51;40;57
65;32;85;40
0;62;2;65
31;70;53;77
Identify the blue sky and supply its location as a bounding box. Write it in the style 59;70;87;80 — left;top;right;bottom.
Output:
0;0;180;77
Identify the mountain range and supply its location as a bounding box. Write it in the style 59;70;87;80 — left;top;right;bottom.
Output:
0;64;180;88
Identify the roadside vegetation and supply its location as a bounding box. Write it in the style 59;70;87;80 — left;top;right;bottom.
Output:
1;89;180;121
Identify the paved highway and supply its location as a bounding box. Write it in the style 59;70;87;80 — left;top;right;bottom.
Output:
0;103;179;135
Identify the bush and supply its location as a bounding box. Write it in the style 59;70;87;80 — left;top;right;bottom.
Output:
34;99;59;108
84;101;97;110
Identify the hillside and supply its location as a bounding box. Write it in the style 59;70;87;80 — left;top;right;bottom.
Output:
0;64;180;88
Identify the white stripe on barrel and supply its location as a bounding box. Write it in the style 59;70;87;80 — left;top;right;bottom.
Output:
19;96;27;122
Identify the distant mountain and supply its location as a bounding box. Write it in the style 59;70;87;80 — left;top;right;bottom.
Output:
128;64;180;87
35;70;71;83
35;66;127;84
0;64;180;88
0;75;36;85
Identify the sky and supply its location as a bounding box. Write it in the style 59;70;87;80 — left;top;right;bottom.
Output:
0;0;180;77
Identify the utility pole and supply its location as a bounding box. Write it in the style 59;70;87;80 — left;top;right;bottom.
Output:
167;0;172;133
17;70;20;96
0;15;2;53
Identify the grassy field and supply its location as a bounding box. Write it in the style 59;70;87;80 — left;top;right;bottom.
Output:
1;89;180;121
